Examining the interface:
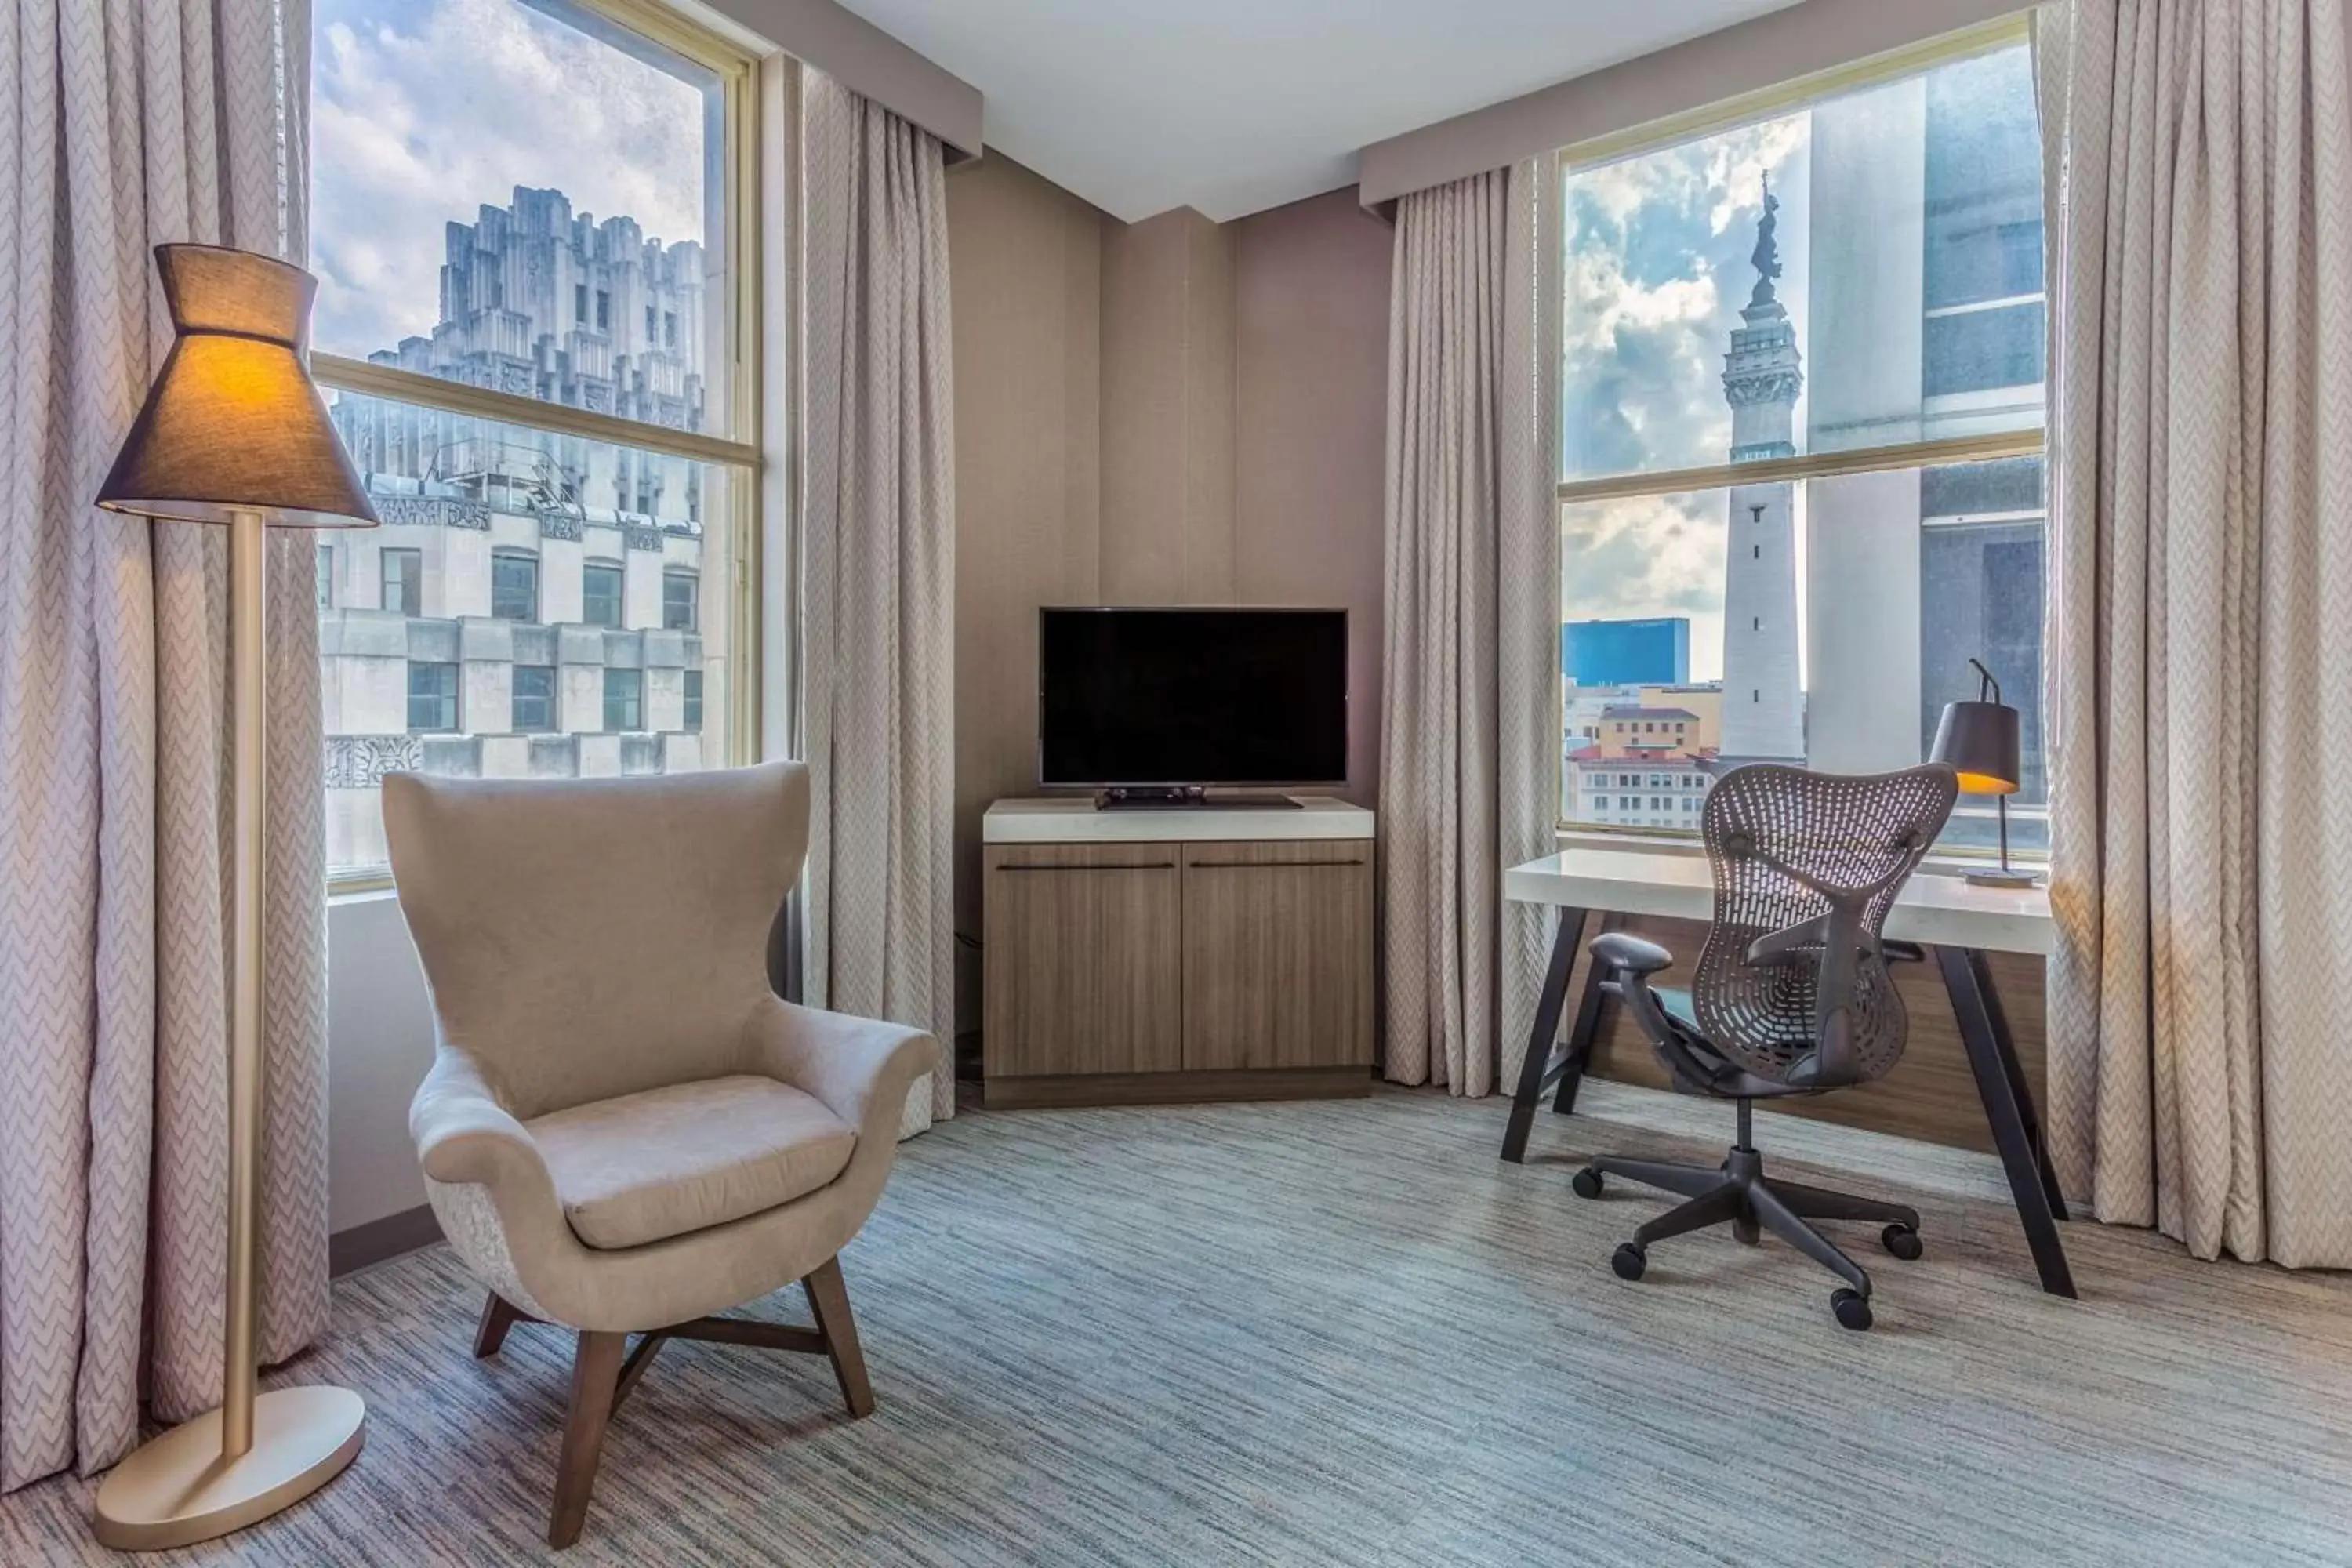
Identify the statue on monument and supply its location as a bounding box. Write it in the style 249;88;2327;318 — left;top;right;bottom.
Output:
1748;174;1783;310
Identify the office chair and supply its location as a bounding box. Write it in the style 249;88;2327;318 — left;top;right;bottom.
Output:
1571;762;1958;1330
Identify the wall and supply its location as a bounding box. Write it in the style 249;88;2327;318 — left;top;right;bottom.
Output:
946;154;1105;1033
943;170;1395;1036
326;893;435;1234
1231;190;1394;808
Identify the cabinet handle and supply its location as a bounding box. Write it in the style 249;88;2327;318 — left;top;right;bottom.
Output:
1189;857;1367;869
995;862;1176;872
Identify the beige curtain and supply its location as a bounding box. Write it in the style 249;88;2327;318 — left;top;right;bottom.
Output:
2042;0;2352;1265
800;71;956;1137
1378;159;1559;1095
0;0;330;1488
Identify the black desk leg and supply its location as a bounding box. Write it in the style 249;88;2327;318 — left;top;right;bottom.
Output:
1501;909;1584;1163
1552;911;1620;1120
1965;946;2071;1221
1935;944;2078;1299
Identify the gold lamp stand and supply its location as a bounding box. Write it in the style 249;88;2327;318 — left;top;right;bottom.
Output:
92;246;378;1550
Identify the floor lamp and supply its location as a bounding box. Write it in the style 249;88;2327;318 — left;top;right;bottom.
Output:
90;245;376;1549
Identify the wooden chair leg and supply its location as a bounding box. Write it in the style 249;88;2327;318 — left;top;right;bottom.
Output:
801;1256;874;1418
474;1292;524;1359
548;1330;627;1548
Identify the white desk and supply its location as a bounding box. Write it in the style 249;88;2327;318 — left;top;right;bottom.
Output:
1502;845;2074;1298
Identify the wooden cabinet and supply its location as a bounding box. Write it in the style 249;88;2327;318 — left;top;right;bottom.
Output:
982;843;1183;1078
982;799;1376;1108
1180;841;1372;1072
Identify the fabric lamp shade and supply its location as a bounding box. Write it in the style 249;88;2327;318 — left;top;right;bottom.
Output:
96;244;377;530
1930;699;2021;795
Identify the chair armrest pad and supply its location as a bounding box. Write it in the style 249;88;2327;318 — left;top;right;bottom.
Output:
744;1000;943;1145
1591;931;1675;976
409;1049;552;1191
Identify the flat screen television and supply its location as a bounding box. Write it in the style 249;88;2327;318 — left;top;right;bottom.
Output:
1038;607;1348;793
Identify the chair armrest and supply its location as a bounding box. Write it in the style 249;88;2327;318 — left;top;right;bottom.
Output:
1590;931;1674;977
742;1000;942;1147
409;1048;555;1194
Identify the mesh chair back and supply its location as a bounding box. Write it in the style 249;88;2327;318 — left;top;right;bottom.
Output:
1691;764;1957;1087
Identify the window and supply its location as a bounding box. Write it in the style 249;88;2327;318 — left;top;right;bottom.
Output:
512;664;556;731
310;0;758;880
316;545;333;610
684;669;703;732
381;547;420;616
604;668;643;732
663;568;697;631
583;562;625;629
1555;20;2045;858
408;662;459;732
491;550;539;622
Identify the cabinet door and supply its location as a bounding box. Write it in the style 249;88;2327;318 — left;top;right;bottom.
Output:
1181;840;1373;1072
984;843;1184;1079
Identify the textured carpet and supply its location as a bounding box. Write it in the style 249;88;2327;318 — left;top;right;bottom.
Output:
7;1086;2352;1566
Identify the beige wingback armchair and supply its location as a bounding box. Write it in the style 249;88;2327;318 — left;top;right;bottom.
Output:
385;760;938;1548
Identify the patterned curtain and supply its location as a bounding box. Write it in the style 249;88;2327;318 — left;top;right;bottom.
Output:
800;71;956;1136
0;0;332;1486
2041;0;2352;1265
1378;160;1559;1094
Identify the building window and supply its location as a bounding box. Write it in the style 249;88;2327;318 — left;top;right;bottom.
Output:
512;664;556;731
664;310;677;349
491;550;539;622
408;662;459;732
583;561;624;628
381;547;421;616
315;545;333;610
662;568;697;631
684;669;703;732
309;0;759;880
1555;22;2045;858
604;668;643;731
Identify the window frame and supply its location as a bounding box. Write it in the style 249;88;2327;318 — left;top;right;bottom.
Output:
662;566;698;631
603;667;644;733
380;546;422;616
583;559;626;630
407;661;461;734
511;663;557;733
1550;13;2047;865
314;0;767;891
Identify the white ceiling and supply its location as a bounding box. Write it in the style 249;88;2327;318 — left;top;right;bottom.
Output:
832;0;1802;221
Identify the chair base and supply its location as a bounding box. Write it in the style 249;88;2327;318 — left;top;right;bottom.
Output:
1576;1127;1922;1330
475;1254;875;1548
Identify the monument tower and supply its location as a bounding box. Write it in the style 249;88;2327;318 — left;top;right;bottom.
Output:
1719;176;1806;760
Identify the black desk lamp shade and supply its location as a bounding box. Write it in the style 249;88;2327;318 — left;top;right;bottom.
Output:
1929;659;2037;886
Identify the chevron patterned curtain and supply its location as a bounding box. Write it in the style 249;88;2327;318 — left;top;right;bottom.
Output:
2042;0;2352;1266
0;0;332;1487
799;71;957;1138
1377;159;1559;1095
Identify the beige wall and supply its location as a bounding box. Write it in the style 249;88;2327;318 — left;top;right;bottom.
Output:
1232;189;1393;808
946;154;1105;1030
1357;0;2026;205
695;0;982;158
946;168;1395;1032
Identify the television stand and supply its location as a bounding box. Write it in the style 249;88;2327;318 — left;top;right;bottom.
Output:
1094;786;1303;811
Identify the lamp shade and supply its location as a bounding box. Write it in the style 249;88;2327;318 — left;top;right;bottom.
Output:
1930;699;2021;795
96;245;377;530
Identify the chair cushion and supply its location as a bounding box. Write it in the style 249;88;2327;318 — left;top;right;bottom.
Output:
525;1075;856;1250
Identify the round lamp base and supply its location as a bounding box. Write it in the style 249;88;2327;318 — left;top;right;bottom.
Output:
1964;867;2042;889
93;1385;365;1552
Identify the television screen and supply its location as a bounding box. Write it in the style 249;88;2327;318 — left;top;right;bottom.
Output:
1039;608;1348;787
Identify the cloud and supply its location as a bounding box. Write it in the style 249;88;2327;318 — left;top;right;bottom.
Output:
310;0;713;358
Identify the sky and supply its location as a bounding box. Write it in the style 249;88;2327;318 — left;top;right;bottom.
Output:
1558;113;1811;683
310;0;715;358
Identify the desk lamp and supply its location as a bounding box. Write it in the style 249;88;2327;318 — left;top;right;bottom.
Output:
90;244;375;1548
1929;658;2039;889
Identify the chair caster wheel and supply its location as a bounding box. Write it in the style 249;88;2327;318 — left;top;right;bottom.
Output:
1882;1223;1923;1261
1572;1167;1604;1200
1611;1243;1646;1281
1831;1287;1874;1330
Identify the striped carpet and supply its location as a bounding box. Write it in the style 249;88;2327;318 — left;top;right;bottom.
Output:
7;1084;2352;1566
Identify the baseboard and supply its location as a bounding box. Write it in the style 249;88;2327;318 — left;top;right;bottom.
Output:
329;1204;444;1276
982;1065;1373;1110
